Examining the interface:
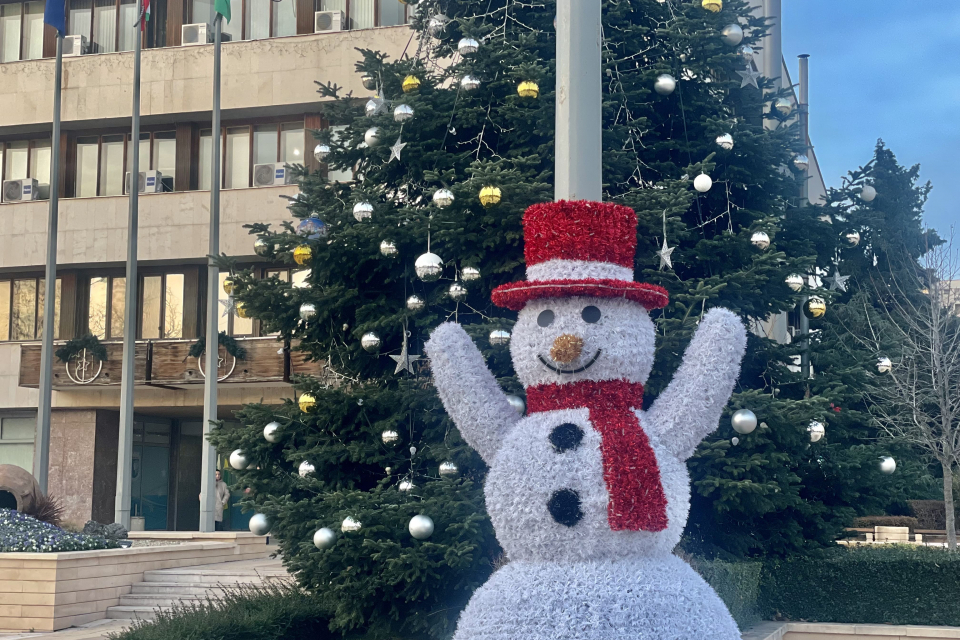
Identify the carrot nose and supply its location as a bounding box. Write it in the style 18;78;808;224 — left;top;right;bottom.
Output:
551;334;584;364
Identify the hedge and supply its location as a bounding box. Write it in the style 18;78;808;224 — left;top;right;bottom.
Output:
759;545;960;626
689;558;762;629
851;515;918;530
908;500;959;530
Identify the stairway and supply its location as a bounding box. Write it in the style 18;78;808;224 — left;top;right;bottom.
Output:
106;557;289;622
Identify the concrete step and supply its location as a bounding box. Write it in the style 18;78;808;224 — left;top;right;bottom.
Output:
118;594;207;608
141;571;271;584
130;581;244;595
106;606;162;621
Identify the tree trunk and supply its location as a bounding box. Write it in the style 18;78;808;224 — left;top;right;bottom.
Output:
944;462;957;551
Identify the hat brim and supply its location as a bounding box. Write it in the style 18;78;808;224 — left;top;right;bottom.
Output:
491;278;669;312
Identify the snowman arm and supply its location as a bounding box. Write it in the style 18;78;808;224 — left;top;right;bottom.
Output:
647;308;747;461
425;322;520;463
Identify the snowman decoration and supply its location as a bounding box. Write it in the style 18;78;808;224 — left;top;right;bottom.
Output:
425;200;747;639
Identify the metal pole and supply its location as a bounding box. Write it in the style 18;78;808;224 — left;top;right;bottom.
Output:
797;54;811;387
35;34;64;495
554;0;602;202
761;0;782;91
199;14;223;533
114;24;142;528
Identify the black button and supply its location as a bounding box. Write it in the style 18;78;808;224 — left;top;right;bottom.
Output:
548;489;583;527
549;423;584;453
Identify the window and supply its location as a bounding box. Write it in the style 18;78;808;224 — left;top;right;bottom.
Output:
324;125;352;182
100;134;125;195
0;417;34;472
0;277;61;341
0;138;50;188
192;0;293;41
219;272;252;336
318;0;409;29
68;0;143;53
141;273;184;339
74;131;177;197
0;2;44;63
202;122;303;189
225;127;250;189
87;276;126;339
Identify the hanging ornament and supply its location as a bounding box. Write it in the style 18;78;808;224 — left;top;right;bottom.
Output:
263;421;280;443
380;240;398;257
409;445;417;457
361;332;381;352
506;395;526;415
489;330;511;346
235;302;250;319
876;356;892;374
313;527;337;549
808;421;825;443
248;513;270;536
341;517;362;533
654;74;677;96
803;296;827;319
389;329;421;374
448;282;468;301
298;393;317;413
381;429;400;445
880;457;897;475
731;437;740;446
479;186;502;207
701;0;722;12
222;276;235;296
737;66;761;90
399;479;415;492
353;202;374;221
824;269;850;293
388;136;407;163
737;45;756;66
385;466;392;475
774;97;792;116
254;237;271;256
313;144;330;162
361;73;377;91
461;266;480;282
433;189;455;208
751;231;771;250
716;133;734;150
402;75;421;93
461;75;481;92
439;461;459;477
426;14;447;36
458;37;479;55
786;274;805;292
406;295;425;312
394;104;414;122
408;514;435;540
365;97;386;117
720;23;743;46
293;245;313;266
415;252;444;281
860;185;877;202
731;409;758;435
299;303;317;321
297;216;327;239
364;127;381;147
517;80;540;99
793;154;810;171
694;174;713;193
845;230;861;246
298;461;316;477
229;449;249;470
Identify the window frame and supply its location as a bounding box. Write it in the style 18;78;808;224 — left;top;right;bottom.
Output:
138;271;185;340
85;272;126;340
316;0;411;31
0;413;37;474
0;274;62;342
201;119;304;190
0;137;52;186
71;128;177;197
0;1;46;63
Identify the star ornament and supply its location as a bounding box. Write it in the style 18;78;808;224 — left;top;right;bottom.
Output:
656;239;676;271
389;136;407;163
824;269;851;292
389;331;421;374
737;66;761;90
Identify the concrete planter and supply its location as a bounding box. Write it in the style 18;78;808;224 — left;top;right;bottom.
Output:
743;622;960;640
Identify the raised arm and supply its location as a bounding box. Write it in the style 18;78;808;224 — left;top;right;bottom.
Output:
425;322;521;463
647;308;747;460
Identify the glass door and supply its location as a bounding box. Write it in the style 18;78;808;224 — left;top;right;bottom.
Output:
130;419;171;530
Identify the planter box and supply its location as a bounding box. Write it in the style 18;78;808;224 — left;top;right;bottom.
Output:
744;622;960;640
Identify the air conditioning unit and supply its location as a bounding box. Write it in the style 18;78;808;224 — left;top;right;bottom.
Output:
124;170;164;194
63;34;89;57
181;23;213;45
315;10;344;33
253;163;294;187
2;178;38;203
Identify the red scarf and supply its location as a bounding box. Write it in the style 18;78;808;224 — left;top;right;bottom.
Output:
526;380;668;532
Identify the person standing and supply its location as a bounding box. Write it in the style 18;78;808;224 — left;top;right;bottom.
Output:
202;470;231;531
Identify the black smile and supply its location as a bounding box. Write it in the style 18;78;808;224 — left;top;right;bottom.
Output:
538;350;602;374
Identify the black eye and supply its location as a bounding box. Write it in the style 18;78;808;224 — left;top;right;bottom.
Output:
537;310;555;327
581;306;601;323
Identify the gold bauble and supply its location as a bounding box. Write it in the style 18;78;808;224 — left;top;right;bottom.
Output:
803;297;827;320
235;302;250;319
517;80;540;99
402;75;421;93
293;245;313;266
222;277;235;296
298;393;317;413
702;0;722;12
479;186;502;208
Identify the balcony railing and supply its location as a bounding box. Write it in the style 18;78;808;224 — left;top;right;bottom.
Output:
19;337;325;389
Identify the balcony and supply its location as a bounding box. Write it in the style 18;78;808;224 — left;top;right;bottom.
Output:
18;337;324;390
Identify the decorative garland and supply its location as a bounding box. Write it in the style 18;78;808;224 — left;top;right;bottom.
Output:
189;331;247;361
55;334;108;363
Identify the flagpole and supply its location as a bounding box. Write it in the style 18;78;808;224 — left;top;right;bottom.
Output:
35;33;64;495
199;12;223;533
114;16;143;529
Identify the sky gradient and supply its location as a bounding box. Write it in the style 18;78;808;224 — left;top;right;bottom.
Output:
782;1;957;236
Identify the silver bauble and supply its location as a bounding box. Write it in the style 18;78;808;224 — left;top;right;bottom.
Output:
254;237;270;256
720;23;744;46
738;44;755;64
364;127;382;147
861;185;877;202
361;332;381;352
793;154;810;171
263;421;281;443
461;75;481;91
313;144;330;162
394;104;414;122
448;282;468;301
489;330;511;346
406;295;425;312
751;231;771;250
845;230;861;246
313;527;337;549
427;14;447;36
298;460;315;477
353;201;374;221
439;461;459;477
399;479;415;492
381;429;400;445
248;513;270;536
385;466;392;475
774;97;792;116
364;99;380;117
716;133;734;150
694;173;713;193
877;356;892;374
786;274;804;292
808;421;826;443
415;252;444;282
299;302;317;321
433;189;455;208
408;514;435;540
341;516;362;533
457;37;479;55
654;74;677;96
880;456;897;475
229;449;249;470
461;266;481;282
731;409;758;435
731;437;740;446
361;73;377;90
409;445;417;456
380;240;398;257
506;394;526;415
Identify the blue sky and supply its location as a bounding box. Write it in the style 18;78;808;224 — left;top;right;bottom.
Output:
782;1;958;236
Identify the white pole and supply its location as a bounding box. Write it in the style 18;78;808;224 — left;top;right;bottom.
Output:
554;0;602;202
761;0;782;91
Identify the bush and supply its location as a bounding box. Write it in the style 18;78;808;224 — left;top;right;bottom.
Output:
0;509;117;552
109;584;333;640
26;493;65;527
908;500;959;530
759;545;960;626
689;558;762;630
851;516;918;530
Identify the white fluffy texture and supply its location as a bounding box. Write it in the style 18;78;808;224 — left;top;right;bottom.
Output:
510;297;656;389
526;260;634;282
425;322;521;463
646;308;748;460
452;556;741;640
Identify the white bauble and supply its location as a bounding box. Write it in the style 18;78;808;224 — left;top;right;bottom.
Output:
880;456;897;475
313;527;336;549
229;449;249;470
694;173;713;193
408;514;435;539
877;356;892;374
248;513;270;536
808;421;825;443
341;517;362;533
720;23;744;46
298;461;315;477
364;127;381;147
750;231;771;250
263;421;281;443
505;395;526;415
731;409;758;435
786;274;804;292
861;185;877;202
654;74;677;96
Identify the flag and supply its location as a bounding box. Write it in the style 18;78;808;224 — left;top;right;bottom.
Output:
214;0;231;23
43;0;66;35
139;0;150;30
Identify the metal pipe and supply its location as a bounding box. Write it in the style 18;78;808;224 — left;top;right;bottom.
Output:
762;0;782;91
798;55;811;386
34;34;64;495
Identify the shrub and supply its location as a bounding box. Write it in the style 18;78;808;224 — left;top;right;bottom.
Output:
759;545;960;626
689;558;762;630
908;500;959;530
0;509;117;552
109;584;333;640
851;515;918;530
26;493;65;528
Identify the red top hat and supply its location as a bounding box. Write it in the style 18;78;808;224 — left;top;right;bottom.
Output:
491;200;669;311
